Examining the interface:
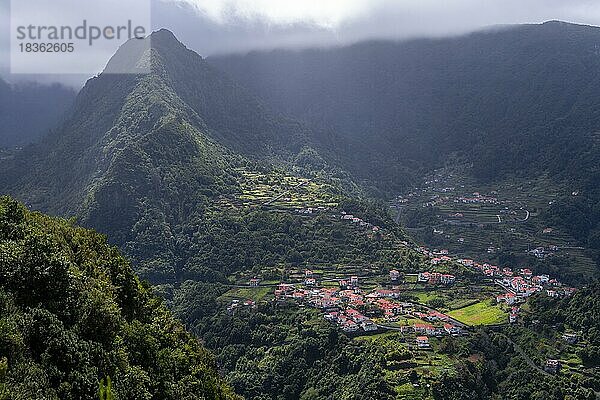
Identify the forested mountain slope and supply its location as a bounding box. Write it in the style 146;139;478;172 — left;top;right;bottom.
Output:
1;25;600;400
212;20;600;264
0;196;238;399
0;30;335;282
531;281;600;366
212;21;600;181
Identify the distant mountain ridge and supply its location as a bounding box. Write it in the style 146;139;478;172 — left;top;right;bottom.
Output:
212;20;600;186
0;78;76;148
212;20;600;264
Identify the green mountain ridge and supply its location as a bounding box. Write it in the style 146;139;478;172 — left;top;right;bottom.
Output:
211;21;600;180
0;30;336;283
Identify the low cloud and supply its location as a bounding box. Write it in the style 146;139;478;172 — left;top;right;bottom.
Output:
164;0;600;32
159;0;600;56
3;0;600;86
166;0;370;28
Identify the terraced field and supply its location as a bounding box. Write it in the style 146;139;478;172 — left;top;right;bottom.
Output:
447;301;507;326
219;287;272;302
236;169;339;209
397;168;597;281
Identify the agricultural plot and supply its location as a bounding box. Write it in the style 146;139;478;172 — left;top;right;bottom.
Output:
219;287;272;302
396;383;431;400
400;281;501;312
354;332;460;399
235;169;339;210
447;301;507;326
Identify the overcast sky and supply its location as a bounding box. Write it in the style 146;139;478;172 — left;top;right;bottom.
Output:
3;0;600;87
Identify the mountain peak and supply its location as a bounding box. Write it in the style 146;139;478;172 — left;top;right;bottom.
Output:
103;29;194;74
149;28;181;45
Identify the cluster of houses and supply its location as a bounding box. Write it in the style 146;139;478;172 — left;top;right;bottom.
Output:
430;255;452;265
273;270;464;341
324;308;378;333
528;246;559;259
443;257;576;302
417;271;456;285
274;275;401;314
226;299;256;314
340;212;381;233
492;268;575;304
455;192;499;205
297;206;330;215
274;281;391;333
413;322;462;337
295;208;382;237
410;245;576;323
411;191;500;208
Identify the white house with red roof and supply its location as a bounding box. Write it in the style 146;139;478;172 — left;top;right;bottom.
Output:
416;336;430;348
444;324;461;335
418;272;431;282
342;320;359;333
460;259;474;267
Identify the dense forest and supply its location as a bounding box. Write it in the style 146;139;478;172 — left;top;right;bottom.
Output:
530;282;600;367
0;196;237;399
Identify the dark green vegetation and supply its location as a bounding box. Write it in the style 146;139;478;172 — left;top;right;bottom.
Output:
2;23;600;399
213;21;600;270
0;78;75;147
531;281;600;367
185;304;399;400
429;327;599;400
0;196;237;399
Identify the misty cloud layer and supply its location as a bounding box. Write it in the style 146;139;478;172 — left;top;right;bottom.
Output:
3;0;600;86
